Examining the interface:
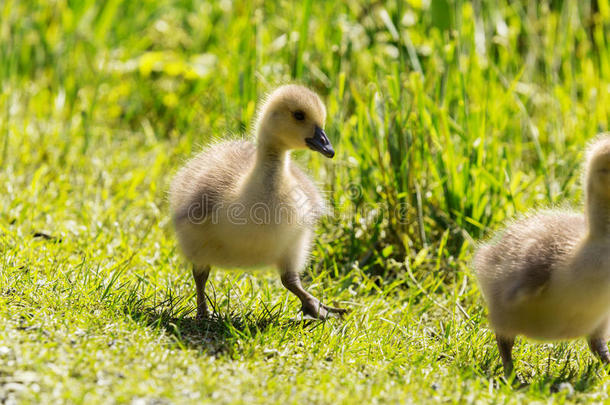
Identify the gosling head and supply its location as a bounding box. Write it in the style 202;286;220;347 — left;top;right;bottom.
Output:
586;134;610;201
256;85;334;158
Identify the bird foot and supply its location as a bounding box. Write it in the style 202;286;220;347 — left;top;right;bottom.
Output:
301;300;349;320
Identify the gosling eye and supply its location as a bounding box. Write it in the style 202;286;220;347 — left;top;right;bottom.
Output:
293;110;305;121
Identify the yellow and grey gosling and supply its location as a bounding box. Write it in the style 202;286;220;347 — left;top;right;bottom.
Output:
474;134;610;375
169;84;347;320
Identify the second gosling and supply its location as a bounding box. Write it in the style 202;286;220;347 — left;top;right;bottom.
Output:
474;135;610;375
169;85;347;320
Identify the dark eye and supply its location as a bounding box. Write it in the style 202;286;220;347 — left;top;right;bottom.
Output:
293;110;305;121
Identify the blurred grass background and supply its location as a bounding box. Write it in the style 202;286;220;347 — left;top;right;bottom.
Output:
1;0;610;403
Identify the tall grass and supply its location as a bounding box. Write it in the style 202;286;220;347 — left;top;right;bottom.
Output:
3;1;608;273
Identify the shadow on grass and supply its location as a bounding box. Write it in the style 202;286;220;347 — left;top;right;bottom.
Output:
123;290;323;356
546;364;604;393
517;359;607;395
482;353;607;394
472;337;607;394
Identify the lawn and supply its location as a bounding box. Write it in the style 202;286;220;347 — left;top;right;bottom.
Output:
1;0;610;403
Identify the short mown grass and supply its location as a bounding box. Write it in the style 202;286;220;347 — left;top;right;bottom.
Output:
1;0;610;403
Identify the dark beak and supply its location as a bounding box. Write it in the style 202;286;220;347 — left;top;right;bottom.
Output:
305;126;335;158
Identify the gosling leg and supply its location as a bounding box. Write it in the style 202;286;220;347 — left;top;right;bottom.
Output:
280;271;347;320
496;334;515;377
588;337;610;364
193;265;211;319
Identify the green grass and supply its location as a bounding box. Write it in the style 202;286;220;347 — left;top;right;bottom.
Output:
1;0;610;403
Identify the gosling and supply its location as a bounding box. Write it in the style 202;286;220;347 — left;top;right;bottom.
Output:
169;85;347;320
474;134;610;375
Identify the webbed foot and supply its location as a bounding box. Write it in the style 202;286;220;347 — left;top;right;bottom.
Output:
301;300;349;320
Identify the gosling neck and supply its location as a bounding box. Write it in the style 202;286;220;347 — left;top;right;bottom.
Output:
253;134;291;190
586;193;610;239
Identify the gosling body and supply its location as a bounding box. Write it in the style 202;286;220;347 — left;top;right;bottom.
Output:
171;141;322;268
170;85;346;320
474;135;610;374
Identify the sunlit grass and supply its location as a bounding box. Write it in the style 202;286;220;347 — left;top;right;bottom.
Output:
1;0;610;403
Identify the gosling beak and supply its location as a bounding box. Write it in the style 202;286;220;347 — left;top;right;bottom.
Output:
305;126;335;158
